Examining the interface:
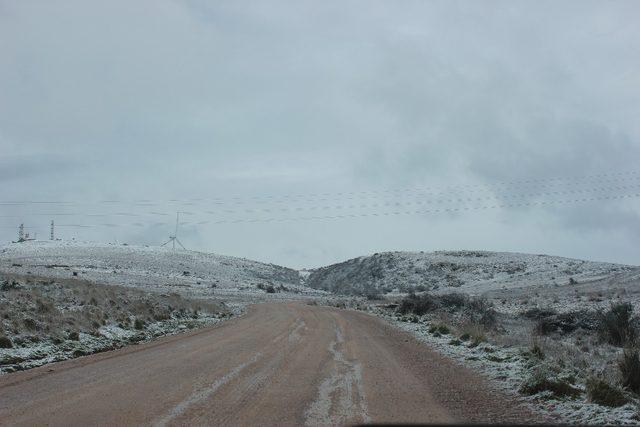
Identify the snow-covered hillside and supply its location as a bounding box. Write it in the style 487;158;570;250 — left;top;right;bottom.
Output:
306;250;638;306
0;241;323;300
3;242;637;309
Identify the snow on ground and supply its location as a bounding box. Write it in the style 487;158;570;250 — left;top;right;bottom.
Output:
306;250;633;294
381;313;640;425
0;314;226;374
0;240;327;300
0;240;328;374
4;240;640;425
0;275;234;374
306;250;640;314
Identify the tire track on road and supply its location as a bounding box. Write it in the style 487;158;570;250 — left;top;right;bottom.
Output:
305;319;370;426
154;352;263;427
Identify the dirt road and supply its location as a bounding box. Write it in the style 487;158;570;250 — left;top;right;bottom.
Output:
0;302;542;426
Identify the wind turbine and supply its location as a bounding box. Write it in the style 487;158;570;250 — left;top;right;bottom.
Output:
162;212;186;250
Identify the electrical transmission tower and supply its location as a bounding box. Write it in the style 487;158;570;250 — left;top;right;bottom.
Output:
50;220;55;240
18;224;24;242
161;212;186;250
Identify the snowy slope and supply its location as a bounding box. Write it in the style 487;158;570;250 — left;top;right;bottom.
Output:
3;242;637;308
0;240;322;299
306;250;637;301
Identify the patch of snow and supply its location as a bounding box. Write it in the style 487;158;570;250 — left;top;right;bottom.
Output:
0;240;328;300
381;314;639;425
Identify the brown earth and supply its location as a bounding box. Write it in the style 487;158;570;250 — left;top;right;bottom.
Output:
0;302;546;426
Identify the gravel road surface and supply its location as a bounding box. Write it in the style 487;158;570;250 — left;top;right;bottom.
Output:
0;302;543;426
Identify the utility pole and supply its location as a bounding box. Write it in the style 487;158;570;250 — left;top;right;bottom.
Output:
161;212;186;250
50;220;55;240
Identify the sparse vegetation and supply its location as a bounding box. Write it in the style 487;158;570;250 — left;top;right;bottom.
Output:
586;378;628;407
599;303;637;347
364;289;383;301
428;322;450;335
397;292;436;316
529;341;545;360
619;348;640;393
519;366;580;398
1;280;20;291
0;335;13;349
0;275;228;372
397;292;498;328
521;307;557;319
256;283;277;293
534;310;598;336
458;322;487;347
464;297;497;329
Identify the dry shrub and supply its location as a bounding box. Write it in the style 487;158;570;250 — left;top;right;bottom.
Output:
397;293;436;316
529;341;545;360
428;322;450;335
599;303;637;347
459;322;487;347
521;307;558;320
397;292;497;328
465;297;497;329
520;366;580;398
586;378;628;407
534;310;599;336
439;293;468;309
134;318;145;330
619;348;640;394
0;336;13;349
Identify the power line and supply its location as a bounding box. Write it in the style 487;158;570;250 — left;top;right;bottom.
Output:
2;182;639;220
223;172;640;204
208;192;640;225
182;183;640;215
0;170;638;206
3;190;638;229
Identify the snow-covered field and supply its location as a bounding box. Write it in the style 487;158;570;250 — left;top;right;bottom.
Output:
5;243;635;307
0;240;326;301
305;250;640;313
307;250;633;294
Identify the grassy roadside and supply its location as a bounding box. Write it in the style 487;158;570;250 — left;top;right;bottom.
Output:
365;292;640;425
0;274;230;373
317;292;640;425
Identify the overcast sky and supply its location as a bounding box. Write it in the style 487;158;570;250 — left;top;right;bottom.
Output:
1;0;640;268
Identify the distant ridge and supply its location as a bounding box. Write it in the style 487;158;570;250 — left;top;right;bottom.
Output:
304;250;634;296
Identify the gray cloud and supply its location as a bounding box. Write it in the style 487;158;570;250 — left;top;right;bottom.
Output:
1;0;639;267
